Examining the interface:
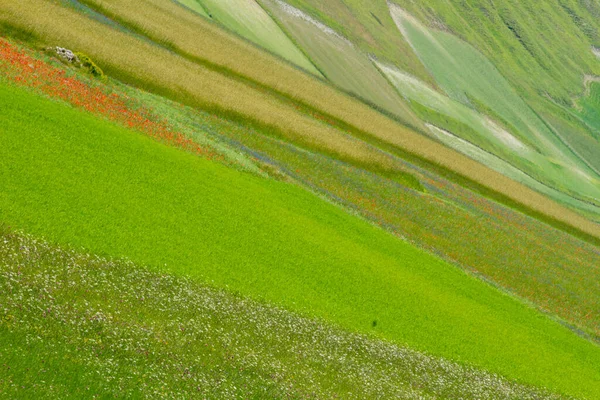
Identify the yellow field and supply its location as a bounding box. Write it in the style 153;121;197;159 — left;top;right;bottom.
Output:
2;0;600;242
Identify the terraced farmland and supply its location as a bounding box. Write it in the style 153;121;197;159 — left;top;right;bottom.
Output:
389;4;600;213
2;0;600;398
4;77;600;397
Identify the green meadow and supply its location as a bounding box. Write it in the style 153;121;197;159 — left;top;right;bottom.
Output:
0;231;568;399
2;0;600;398
2;79;600;398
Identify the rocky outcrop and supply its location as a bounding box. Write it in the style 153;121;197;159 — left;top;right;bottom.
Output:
53;46;80;64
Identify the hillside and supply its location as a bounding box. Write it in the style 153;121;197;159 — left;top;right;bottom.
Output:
1;0;600;398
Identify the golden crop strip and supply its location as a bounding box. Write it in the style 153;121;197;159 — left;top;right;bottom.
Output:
0;0;401;164
78;0;426;131
2;0;600;241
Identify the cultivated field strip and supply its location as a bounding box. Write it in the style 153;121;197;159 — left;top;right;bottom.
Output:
2;0;600;244
3;81;600;397
75;0;422;130
1;1;414;175
260;0;417;122
0;231;571;399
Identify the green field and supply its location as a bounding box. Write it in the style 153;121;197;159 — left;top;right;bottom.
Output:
3;0;600;397
259;0;422;125
191;0;322;76
0;230;569;399
376;62;600;219
376;61;530;155
576;82;600;136
2;80;600;398
390;5;600;210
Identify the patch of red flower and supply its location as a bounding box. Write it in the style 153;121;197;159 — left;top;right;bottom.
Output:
0;38;222;161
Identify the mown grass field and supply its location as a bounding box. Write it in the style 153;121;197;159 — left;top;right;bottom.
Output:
2;79;600;398
0;231;570;399
3;0;599;246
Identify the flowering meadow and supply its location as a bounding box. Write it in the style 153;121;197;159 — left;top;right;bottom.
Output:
0;229;568;399
0;38;222;162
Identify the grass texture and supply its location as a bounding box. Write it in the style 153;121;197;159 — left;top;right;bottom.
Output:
390;0;600;104
259;0;417;122
2;82;600;398
270;0;434;86
0;230;572;399
2;0;599;246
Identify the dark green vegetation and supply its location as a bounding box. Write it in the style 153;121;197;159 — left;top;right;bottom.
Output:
2;80;600;398
74;52;104;79
0;230;569;399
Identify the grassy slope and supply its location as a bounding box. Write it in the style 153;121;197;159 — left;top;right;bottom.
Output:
259;0;418;122
390;6;600;207
2;82;600;398
192;0;322;76
376;62;529;154
576;82;600;136
540;99;600;176
0;231;566;399
278;0;435;86
391;0;600;103
377;62;600;220
4;0;600;245
115;66;600;341
276;0;600;216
